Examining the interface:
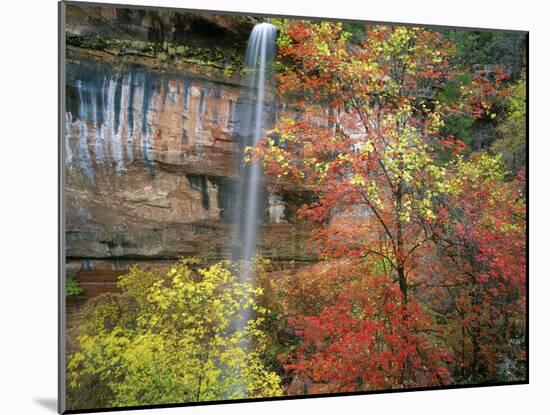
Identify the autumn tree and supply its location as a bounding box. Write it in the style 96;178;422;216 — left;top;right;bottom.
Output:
423;154;526;382
283;261;453;391
259;21;499;303
254;21;522;388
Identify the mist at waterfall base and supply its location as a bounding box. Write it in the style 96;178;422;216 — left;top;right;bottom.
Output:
232;23;277;284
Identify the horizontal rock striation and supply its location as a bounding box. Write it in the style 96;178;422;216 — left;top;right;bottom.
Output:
64;43;315;267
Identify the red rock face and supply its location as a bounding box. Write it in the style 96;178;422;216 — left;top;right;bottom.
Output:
65;48;242;178
64;48;316;267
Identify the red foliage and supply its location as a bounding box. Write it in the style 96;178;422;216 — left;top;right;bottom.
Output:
256;21;525;388
284;268;453;391
424;161;527;380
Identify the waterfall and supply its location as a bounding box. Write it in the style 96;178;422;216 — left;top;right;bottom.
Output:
229;22;277;332
236;23;277;268
227;24;277;394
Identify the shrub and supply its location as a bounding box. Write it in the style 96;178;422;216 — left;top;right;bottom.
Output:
66;271;83;297
67;259;282;410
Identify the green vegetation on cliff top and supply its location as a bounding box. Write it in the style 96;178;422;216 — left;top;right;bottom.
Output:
66;32;245;75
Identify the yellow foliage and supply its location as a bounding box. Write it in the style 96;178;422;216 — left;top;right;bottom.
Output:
67;259;282;410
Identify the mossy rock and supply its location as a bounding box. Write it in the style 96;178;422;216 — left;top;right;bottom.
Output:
66;32;244;72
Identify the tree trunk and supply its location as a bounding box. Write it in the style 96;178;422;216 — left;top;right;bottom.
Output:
398;266;408;304
396;181;407;304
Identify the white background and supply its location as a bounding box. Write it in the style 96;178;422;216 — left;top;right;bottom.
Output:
0;0;547;413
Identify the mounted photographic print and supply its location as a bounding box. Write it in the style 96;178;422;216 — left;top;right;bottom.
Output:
59;1;528;413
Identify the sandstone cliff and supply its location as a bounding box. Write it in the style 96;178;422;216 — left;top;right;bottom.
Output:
64;4;316;273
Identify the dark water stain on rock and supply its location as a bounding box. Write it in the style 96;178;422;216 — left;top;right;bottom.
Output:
187;174;210;212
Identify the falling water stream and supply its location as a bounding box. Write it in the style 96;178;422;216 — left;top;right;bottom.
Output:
236;22;277;271
225;23;278;353
222;22;278;396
